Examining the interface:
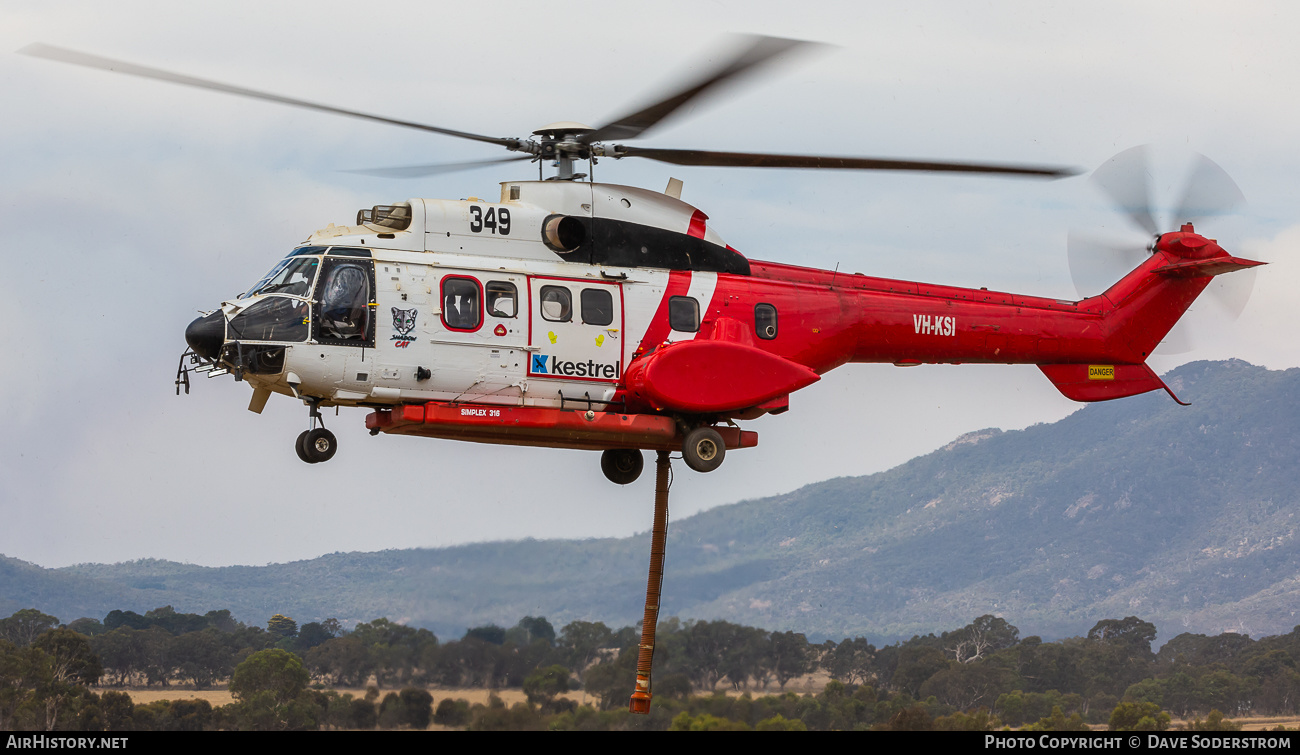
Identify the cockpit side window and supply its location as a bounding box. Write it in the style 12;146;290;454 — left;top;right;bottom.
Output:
315;260;374;344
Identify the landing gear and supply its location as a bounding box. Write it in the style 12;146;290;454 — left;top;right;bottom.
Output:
682;426;725;473
295;400;337;464
299;428;337;463
601;449;645;485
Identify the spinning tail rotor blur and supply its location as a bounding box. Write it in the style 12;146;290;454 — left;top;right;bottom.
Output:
1068;146;1256;354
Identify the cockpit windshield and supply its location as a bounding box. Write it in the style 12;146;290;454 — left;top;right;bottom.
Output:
243;257;320;299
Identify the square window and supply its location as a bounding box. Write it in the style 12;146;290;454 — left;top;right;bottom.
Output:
669;296;699;332
581;288;614;326
486;281;518;318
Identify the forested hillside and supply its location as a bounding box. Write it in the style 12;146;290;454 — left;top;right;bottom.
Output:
3;605;1296;731
0;600;1289;727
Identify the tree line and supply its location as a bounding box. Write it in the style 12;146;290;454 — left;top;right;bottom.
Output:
3;605;1299;730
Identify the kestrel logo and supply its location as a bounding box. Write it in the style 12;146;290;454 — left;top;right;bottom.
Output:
531;354;620;379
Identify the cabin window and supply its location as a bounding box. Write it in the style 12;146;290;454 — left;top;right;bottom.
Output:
486;281;518;318
669;296;699;332
581;288;614;327
442;277;482;331
318;263;371;341
755;303;778;340
540;285;572;322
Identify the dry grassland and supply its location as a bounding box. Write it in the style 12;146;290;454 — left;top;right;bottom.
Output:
123;684;1300;731
125;686;590;708
122;671;831;708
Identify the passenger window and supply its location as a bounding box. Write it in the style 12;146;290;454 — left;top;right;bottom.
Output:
540;286;572;322
486;281;518;318
669;296;699;332
581;288;614;326
318;263;371;341
442;277;482;330
755;303;778;340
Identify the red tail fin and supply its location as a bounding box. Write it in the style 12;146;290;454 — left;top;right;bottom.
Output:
1040;225;1261;404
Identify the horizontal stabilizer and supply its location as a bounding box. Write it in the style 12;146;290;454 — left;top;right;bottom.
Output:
1154;256;1264;278
1038;363;1188;405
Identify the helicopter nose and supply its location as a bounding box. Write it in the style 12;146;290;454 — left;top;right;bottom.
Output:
185;311;225;360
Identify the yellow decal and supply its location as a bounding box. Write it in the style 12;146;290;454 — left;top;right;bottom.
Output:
1088;365;1115;380
595;334;605;347
548;331;557;344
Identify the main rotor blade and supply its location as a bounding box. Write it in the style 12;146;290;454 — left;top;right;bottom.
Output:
583;35;818;144
610;146;1078;177
343;154;532;178
20;43;526;150
1089;145;1158;235
1173;153;1245;226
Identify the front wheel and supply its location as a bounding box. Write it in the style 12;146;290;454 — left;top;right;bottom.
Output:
682;427;725;473
601;449;645;485
302;428;337;463
295;431;316;464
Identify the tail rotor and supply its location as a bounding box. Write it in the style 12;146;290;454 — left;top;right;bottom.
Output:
1068;146;1256;354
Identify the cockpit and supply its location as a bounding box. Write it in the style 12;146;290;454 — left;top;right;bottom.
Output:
184;246;375;376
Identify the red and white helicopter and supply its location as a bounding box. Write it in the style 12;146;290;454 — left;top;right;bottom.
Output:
25;38;1262;485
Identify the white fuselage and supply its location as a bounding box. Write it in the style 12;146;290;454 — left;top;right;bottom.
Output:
231;181;728;411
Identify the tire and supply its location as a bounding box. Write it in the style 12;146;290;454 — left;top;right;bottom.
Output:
302;428;338;463
682;426;725;473
601;449;644;485
295;431;316;464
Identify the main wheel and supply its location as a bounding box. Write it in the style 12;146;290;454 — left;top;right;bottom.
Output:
682;427;725;473
295;431;315;464
601;448;645;485
302;428;337;463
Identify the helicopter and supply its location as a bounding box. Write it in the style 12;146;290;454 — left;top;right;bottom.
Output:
23;37;1263;486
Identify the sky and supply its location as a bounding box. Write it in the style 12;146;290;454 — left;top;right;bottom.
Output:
2;1;1298;569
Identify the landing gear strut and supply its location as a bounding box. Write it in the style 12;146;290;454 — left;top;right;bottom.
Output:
296;401;337;464
629;450;671;714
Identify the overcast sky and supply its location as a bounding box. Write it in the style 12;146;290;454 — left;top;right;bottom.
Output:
2;1;1298;569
